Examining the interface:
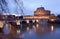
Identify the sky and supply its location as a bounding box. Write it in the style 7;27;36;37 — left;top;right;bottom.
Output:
22;0;60;16
1;0;60;16
5;0;23;16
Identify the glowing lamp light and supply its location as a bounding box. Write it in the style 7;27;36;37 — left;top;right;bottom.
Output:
51;19;55;22
26;20;29;23
32;20;35;23
16;20;20;25
36;19;39;22
33;25;36;32
36;24;39;28
0;22;4;28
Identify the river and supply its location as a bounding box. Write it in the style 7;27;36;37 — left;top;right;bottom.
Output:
1;23;60;39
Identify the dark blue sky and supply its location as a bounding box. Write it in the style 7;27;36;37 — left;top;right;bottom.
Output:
22;0;60;16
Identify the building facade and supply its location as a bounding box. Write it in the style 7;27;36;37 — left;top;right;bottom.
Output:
23;7;56;23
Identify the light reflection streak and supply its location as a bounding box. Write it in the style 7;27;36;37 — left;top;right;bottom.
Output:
3;23;11;34
33;25;36;32
51;25;54;31
17;29;21;34
29;31;32;35
27;27;29;31
36;24;39;28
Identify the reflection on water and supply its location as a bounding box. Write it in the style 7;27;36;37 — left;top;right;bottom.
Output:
27;27;30;31
36;24;39;28
33;25;36;32
1;23;60;39
3;23;11;34
51;25;54;31
17;29;21;34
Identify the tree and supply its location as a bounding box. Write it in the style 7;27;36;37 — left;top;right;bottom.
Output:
0;0;24;16
0;0;9;14
57;14;60;18
15;0;24;16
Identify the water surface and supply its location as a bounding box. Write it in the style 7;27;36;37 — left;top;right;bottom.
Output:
2;23;60;39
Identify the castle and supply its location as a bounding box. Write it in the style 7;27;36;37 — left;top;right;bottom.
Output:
23;7;56;23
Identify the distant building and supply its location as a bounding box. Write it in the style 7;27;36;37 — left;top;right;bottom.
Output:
23;7;56;23
34;7;50;16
